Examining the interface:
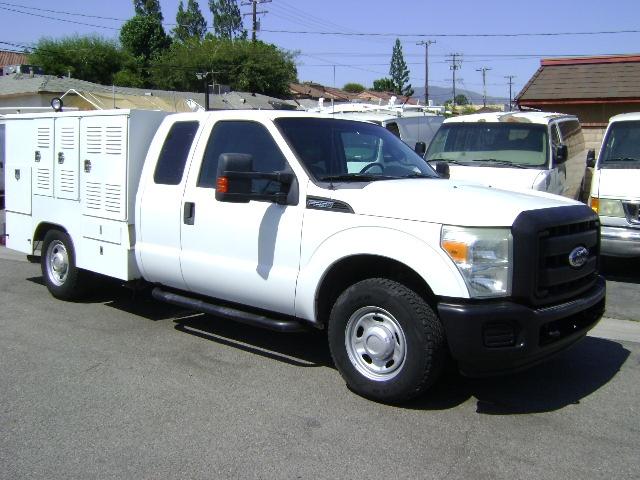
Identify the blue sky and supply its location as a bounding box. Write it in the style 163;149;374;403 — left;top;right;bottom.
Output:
1;0;639;99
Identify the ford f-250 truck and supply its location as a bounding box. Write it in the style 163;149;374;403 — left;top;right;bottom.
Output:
2;108;605;403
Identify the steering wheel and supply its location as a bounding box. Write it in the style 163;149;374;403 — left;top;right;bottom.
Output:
359;162;384;174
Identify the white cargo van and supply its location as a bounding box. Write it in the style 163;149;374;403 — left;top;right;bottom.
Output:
425;111;586;198
587;112;640;256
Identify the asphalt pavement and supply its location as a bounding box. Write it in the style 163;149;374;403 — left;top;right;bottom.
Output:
1;252;639;480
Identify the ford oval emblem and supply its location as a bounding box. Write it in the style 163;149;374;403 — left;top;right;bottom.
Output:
568;246;589;268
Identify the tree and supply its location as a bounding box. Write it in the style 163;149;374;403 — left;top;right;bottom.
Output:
389;38;413;96
134;0;163;21
454;94;469;105
174;0;207;42
209;0;246;39
120;15;171;61
372;77;395;92
28;35;129;85
150;38;297;96
343;82;365;93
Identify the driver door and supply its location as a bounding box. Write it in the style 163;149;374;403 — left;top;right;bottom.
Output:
179;119;304;315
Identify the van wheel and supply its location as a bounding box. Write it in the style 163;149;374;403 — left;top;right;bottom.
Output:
328;278;445;403
41;230;87;300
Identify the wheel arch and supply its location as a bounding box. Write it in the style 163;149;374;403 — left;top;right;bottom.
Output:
315;254;437;329
33;222;70;255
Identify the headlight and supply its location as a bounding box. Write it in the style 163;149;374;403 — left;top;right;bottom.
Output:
590;197;625;217
441;226;512;298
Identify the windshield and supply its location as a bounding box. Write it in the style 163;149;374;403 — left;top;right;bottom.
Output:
425;122;549;167
600;121;640;168
276;118;438;181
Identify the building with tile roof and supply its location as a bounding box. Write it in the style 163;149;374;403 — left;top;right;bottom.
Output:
516;55;640;150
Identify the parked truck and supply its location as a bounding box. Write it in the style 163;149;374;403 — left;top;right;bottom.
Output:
2;108;605;403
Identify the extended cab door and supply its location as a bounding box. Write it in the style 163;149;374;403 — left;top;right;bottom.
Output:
179;118;304;315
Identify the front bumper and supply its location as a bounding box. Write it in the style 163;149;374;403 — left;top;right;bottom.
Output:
437;276;606;376
600;226;640;257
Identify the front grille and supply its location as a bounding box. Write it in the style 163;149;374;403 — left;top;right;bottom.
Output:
511;205;600;307
535;220;599;303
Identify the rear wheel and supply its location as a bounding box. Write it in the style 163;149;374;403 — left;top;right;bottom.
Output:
328;278;445;403
41;230;87;300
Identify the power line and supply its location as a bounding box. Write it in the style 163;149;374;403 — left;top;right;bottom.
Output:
241;0;271;41
262;28;640;38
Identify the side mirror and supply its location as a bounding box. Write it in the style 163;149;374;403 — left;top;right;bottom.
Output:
555;144;568;163
215;153;253;203
215;153;294;205
434;161;450;179
414;141;426;156
586;149;596;168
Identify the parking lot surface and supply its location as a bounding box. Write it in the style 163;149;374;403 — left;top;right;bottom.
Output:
1;254;639;480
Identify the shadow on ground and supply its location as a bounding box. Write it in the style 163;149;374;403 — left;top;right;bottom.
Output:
30;272;630;414
601;256;640;284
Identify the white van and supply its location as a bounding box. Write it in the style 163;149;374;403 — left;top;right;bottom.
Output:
587;112;640;257
425;111;586;198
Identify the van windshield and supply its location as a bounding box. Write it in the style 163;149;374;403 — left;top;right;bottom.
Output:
276;118;438;182
600;120;640;168
425;122;548;168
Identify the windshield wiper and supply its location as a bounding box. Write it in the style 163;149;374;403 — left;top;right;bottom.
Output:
427;158;471;166
472;158;527;169
404;172;436;178
318;174;398;182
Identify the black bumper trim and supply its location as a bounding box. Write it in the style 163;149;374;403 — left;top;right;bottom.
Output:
437;276;606;376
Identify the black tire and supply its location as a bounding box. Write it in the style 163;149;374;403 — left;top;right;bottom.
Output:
328;278;445;403
41;230;88;300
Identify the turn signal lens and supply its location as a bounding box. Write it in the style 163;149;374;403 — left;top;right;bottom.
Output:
589;197;599;213
216;176;228;193
441;240;468;263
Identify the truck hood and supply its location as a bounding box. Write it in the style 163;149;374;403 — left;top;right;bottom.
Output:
326;179;577;227
595;169;640;201
447;165;544;192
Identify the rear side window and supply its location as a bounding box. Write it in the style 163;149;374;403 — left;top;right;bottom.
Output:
153;121;199;185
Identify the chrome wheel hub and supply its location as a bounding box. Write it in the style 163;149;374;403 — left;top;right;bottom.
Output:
47;240;69;286
345;306;406;381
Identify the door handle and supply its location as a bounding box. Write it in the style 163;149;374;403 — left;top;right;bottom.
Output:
183;202;195;225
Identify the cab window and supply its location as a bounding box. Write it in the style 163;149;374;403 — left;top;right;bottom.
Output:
198;121;288;194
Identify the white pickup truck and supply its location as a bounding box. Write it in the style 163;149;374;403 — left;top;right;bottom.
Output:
2;108;605;403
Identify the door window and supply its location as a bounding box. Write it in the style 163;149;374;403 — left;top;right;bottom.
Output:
198;121;287;194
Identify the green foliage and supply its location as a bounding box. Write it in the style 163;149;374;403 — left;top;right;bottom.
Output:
209;0;246;39
455;94;470;105
389;39;413;96
372;77;395;92
150;38;297;96
174;0;208;42
120;14;171;61
28;35;129;85
343;82;365;93
134;0;163;21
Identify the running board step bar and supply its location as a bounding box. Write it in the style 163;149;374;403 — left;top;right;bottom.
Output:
152;287;307;333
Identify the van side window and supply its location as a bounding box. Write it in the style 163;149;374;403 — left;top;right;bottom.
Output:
558;119;583;157
386;122;401;138
198;121;288;193
153;121;199;185
550;124;560;147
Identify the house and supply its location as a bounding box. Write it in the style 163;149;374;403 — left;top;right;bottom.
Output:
516;54;640;150
0;50;29;75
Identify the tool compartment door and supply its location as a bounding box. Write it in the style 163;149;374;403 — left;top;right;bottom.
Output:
4;119;33;214
54;116;80;200
32;118;54;198
80;114;129;220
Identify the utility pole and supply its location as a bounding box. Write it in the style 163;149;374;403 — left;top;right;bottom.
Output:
241;0;271;41
476;67;491;107
195;71;210;110
416;40;435;106
447;53;462;108
504;75;516;111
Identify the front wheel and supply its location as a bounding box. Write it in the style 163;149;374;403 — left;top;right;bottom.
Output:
328;278;445;403
41;230;87;300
